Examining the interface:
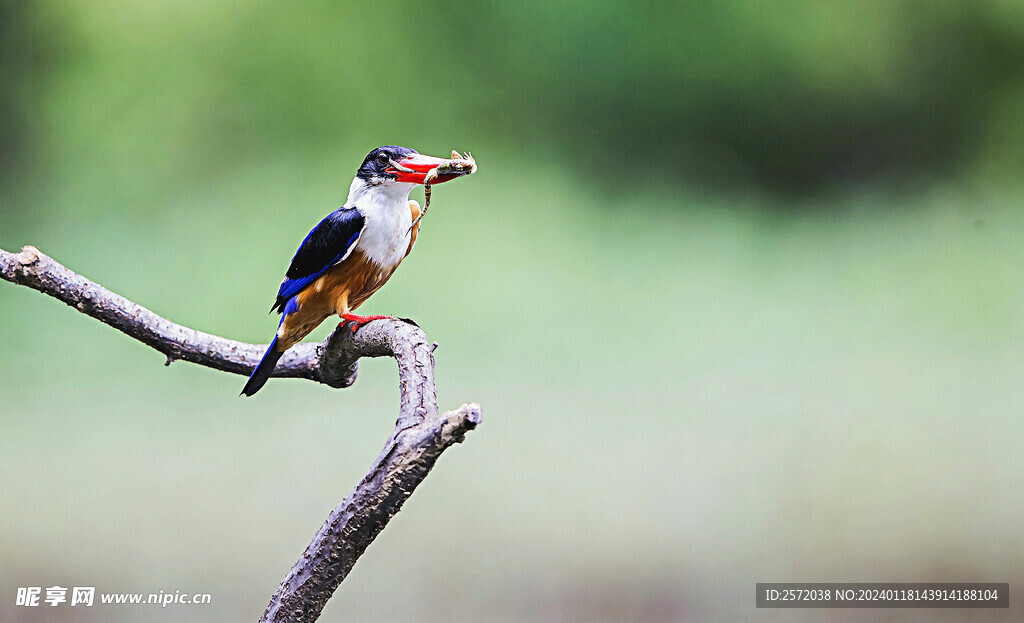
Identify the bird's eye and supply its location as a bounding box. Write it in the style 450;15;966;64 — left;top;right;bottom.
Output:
376;153;390;166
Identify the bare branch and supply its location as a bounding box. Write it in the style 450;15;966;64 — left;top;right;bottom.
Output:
261;399;483;623
0;245;371;385
1;244;481;623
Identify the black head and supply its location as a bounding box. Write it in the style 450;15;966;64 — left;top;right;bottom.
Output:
356;145;419;184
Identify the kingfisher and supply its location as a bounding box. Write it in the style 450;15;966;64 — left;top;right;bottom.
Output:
241;145;476;396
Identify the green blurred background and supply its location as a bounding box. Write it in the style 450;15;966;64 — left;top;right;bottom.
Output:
2;1;1023;621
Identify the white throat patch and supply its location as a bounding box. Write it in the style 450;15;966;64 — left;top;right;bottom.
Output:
345;178;416;269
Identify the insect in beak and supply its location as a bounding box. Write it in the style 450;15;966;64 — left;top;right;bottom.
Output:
393;151;477;233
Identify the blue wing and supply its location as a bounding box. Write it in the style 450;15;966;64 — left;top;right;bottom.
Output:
271;207;365;313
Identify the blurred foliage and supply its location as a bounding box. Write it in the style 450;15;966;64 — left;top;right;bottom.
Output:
2;3;1024;623
450;0;1024;195
3;0;1024;203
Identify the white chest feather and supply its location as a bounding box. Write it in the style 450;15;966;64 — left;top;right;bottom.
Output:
346;179;415;269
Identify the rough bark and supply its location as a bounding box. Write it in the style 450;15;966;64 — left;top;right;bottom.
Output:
0;244;481;623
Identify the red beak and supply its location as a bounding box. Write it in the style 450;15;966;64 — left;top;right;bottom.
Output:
386;153;474;185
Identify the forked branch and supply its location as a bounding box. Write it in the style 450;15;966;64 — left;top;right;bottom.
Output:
0;245;481;623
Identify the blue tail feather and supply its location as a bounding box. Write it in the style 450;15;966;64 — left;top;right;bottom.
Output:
241;336;284;397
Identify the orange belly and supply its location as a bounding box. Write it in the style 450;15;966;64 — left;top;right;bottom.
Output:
276;249;399;350
275;199;421;351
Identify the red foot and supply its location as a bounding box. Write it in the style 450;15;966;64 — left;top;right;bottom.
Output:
340;312;393;333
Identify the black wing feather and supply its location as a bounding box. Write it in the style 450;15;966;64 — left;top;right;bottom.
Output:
271;207;365;313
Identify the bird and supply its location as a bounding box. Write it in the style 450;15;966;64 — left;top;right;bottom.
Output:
241;145;475;396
